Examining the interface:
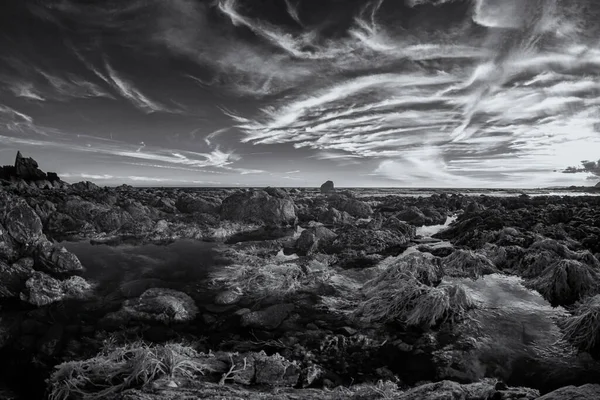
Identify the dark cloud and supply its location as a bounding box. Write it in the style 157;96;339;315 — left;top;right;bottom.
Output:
563;160;600;177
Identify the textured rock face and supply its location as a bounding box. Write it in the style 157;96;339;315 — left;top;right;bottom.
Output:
19;272;91;306
0;195;44;247
71;181;101;191
295;226;337;256
327;193;372;218
320;180;335;193
240;303;295;330
537;384;600;400
220;189;297;226
105;288;199;325
175;194;221;214
35;241;84;274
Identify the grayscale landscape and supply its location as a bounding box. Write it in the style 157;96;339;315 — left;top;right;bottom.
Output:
1;0;600;399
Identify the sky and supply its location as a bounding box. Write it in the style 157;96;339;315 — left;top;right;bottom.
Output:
1;0;600;188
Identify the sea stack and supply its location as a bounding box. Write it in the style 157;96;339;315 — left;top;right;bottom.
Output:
320;180;335;194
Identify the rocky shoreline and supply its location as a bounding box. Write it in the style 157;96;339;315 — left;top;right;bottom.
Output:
1;153;600;399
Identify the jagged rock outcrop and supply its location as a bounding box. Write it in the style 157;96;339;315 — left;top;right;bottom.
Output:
0;192;90;305
320;180;335;193
0;151;65;187
220;189;297;226
14;151;47;181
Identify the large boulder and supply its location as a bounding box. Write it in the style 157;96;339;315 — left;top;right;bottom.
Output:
93;209;134;232
220;189;296;226
396;206;446;226
241;303;295;330
103;288;199;325
327;193;372;218
71;181;101;191
295;226;337;256
320;180;335;194
318;207;354;226
0;222;17;261
0;258;34;298
175;194;221;214
537;384;600;400
20;271;91;306
35;241;84;274
0;194;44;247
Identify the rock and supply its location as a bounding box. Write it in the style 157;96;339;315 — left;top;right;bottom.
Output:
320;181;335;194
221;190;297;226
202;314;217;325
253;352;301;387
214;290;242;305
0;195;44;246
395;380;538;400
47;172;60;182
537;384;600;400
0;222;17;261
35;241;84;274
14;151;46;181
296;230;318;256
71;181;101;191
327;194;372;218
20;272;91;306
318;208;354;226
0;316;17;350
325;226;411;263
0;258;34;298
296;226;337;256
175;195;221;214
396;206;430;226
94;209;134;232
38;323;64;357
105;288;199;325
241;303;295;330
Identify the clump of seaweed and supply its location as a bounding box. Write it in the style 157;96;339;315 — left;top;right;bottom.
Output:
210;261;332;302
48;340;212;400
559;294;600;359
353;269;476;329
442;249;497;280
527;260;600;307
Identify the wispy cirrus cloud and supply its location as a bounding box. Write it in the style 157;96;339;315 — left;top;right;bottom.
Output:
220;0;600;186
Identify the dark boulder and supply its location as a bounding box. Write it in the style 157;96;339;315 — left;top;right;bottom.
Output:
320;180;335;194
71;181;101;191
295;226;337;256
537;384;600;400
327;193;372;218
35;241;84;274
221;189;296;226
0;258;34;298
318;207;354;226
0;194;44;247
175;194;221;214
241;303;295;330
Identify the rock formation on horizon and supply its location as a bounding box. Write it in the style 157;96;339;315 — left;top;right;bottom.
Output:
0;151;65;188
320;180;335;193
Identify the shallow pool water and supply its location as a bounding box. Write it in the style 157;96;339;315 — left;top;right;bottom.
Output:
62;239;223;301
